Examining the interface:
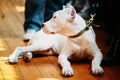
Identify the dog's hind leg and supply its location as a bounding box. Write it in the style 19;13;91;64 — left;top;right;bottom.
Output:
8;46;33;63
8;43;49;63
23;52;33;62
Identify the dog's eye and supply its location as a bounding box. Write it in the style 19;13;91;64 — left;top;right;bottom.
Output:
53;16;56;19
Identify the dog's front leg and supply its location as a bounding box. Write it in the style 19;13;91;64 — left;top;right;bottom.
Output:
91;45;104;76
92;52;104;76
58;52;73;77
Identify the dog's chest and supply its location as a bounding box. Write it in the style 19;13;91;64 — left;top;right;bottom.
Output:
68;49;90;60
67;37;91;59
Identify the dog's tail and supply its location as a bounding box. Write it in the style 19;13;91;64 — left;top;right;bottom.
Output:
0;56;23;61
0;57;9;61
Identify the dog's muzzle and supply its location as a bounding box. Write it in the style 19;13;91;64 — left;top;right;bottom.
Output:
42;26;55;35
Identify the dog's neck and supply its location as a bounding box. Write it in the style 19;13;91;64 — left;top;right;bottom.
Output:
69;26;90;38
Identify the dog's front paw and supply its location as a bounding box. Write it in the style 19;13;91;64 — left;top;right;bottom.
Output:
8;55;18;64
62;67;73;77
92;65;104;76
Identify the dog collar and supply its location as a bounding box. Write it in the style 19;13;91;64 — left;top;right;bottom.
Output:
69;26;89;38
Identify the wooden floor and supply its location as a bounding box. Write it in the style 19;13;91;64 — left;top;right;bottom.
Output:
0;0;120;80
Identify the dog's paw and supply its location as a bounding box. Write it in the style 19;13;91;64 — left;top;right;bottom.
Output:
62;67;73;77
23;52;32;62
8;55;18;64
92;65;104;76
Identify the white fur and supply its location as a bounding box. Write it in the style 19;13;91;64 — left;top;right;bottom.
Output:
8;6;104;77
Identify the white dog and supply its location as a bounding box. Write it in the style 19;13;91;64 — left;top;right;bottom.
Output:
8;6;104;77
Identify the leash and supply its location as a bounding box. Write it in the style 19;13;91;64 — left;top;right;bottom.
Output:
69;0;99;38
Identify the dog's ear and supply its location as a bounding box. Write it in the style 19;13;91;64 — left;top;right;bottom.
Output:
70;6;76;18
68;6;76;22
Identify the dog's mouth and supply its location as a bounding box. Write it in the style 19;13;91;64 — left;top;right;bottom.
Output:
42;26;79;37
42;27;55;34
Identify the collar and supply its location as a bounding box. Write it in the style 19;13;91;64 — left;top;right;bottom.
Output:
69;26;90;38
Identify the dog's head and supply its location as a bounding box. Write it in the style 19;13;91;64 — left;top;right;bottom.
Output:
43;5;86;36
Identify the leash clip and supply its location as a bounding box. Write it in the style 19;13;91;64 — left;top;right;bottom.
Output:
89;13;96;23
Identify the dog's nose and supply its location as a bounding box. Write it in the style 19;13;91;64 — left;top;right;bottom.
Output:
41;24;45;27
